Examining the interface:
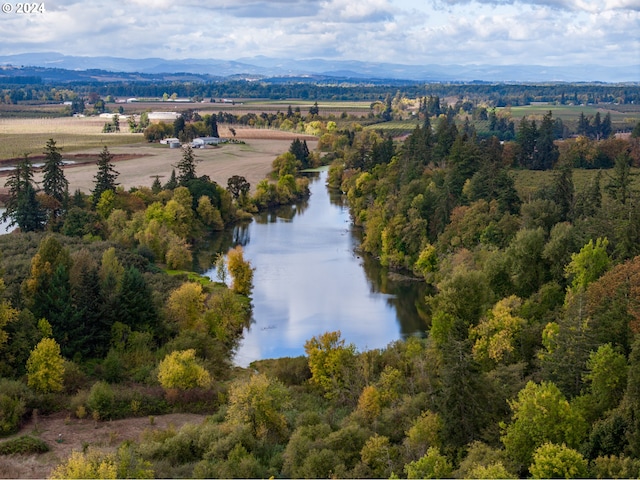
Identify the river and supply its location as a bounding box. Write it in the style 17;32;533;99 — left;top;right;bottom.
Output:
0;209;13;235
203;169;429;367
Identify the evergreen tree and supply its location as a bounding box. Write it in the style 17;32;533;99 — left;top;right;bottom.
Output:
601;112;612;139
516;117;537;168
531;111;559;170
175;146;198;186
44;264;80;358
118;266;158;332
173;116;186;139
42;138;69;219
551;164;574;221
606;152;633;205
71;258;108;358
164;169;178;190
206;114;219;137
2;155;45;232
92;146;119;206
577;112;591;137
574;170;601;218
151;176;162;194
289;138;311;169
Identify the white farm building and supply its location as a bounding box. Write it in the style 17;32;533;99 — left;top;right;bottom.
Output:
191;137;222;148
148;112;182;122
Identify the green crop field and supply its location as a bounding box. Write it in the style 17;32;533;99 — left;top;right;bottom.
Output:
364;119;421;137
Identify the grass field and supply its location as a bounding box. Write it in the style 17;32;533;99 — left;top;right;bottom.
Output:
512;167;640;202
500;104;640;131
0;117;144;161
364;119;420;137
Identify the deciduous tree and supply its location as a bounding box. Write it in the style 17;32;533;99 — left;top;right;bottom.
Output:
304;330;357;401
226;245;254;296
528;442;588;479
501;381;588;472
157;349;211;390
26;337;65;393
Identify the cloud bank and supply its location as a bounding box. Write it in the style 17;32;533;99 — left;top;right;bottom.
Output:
0;0;636;70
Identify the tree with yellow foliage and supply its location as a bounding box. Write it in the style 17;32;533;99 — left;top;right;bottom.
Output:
227;246;254;296
49;444;153;479
166;282;206;329
27;337;65;394
157;349;211;390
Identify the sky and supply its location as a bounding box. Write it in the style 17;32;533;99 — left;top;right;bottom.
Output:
0;0;638;68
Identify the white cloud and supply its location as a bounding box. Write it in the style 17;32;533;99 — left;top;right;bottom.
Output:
0;0;635;71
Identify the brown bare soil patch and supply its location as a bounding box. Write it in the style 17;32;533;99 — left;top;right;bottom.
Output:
0;412;207;479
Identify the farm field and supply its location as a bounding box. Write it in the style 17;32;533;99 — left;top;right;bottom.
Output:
499;104;640;131
84;99;374;120
0;116;317;194
364;119;421;137
30;137;316;195
0;117;145;161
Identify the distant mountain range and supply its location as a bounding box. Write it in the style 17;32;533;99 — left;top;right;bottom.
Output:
0;52;638;83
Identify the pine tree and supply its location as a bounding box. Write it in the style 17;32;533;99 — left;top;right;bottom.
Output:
552;164;574;221
42;138;69;219
164;169;178;190
92;146;119;206
151;176;162;194
118;266;157;332
206;114;219;137
1;155;45;231
517;117;537;168
531;111;559;170
175;145;197;186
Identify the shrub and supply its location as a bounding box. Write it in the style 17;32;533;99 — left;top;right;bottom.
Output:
0;394;25;436
86;381;115;419
157;349;211;390
0;435;49;455
62;360;89;394
102;349;125;383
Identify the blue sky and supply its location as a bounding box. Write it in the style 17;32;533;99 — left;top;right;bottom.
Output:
0;0;637;68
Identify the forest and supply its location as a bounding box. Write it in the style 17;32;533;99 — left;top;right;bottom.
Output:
2;78;640;106
1;95;640;478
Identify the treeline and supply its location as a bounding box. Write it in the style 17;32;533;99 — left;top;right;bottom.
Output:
2;80;639;105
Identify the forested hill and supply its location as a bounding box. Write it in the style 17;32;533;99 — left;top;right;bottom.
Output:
1;64;639;105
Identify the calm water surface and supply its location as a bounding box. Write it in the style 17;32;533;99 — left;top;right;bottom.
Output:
204;170;428;366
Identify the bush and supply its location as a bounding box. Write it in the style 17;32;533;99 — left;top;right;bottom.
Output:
0;435;49;455
63;360;89;394
0;394;25;437
252;356;311;386
102;349;126;383
86;381;115;419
